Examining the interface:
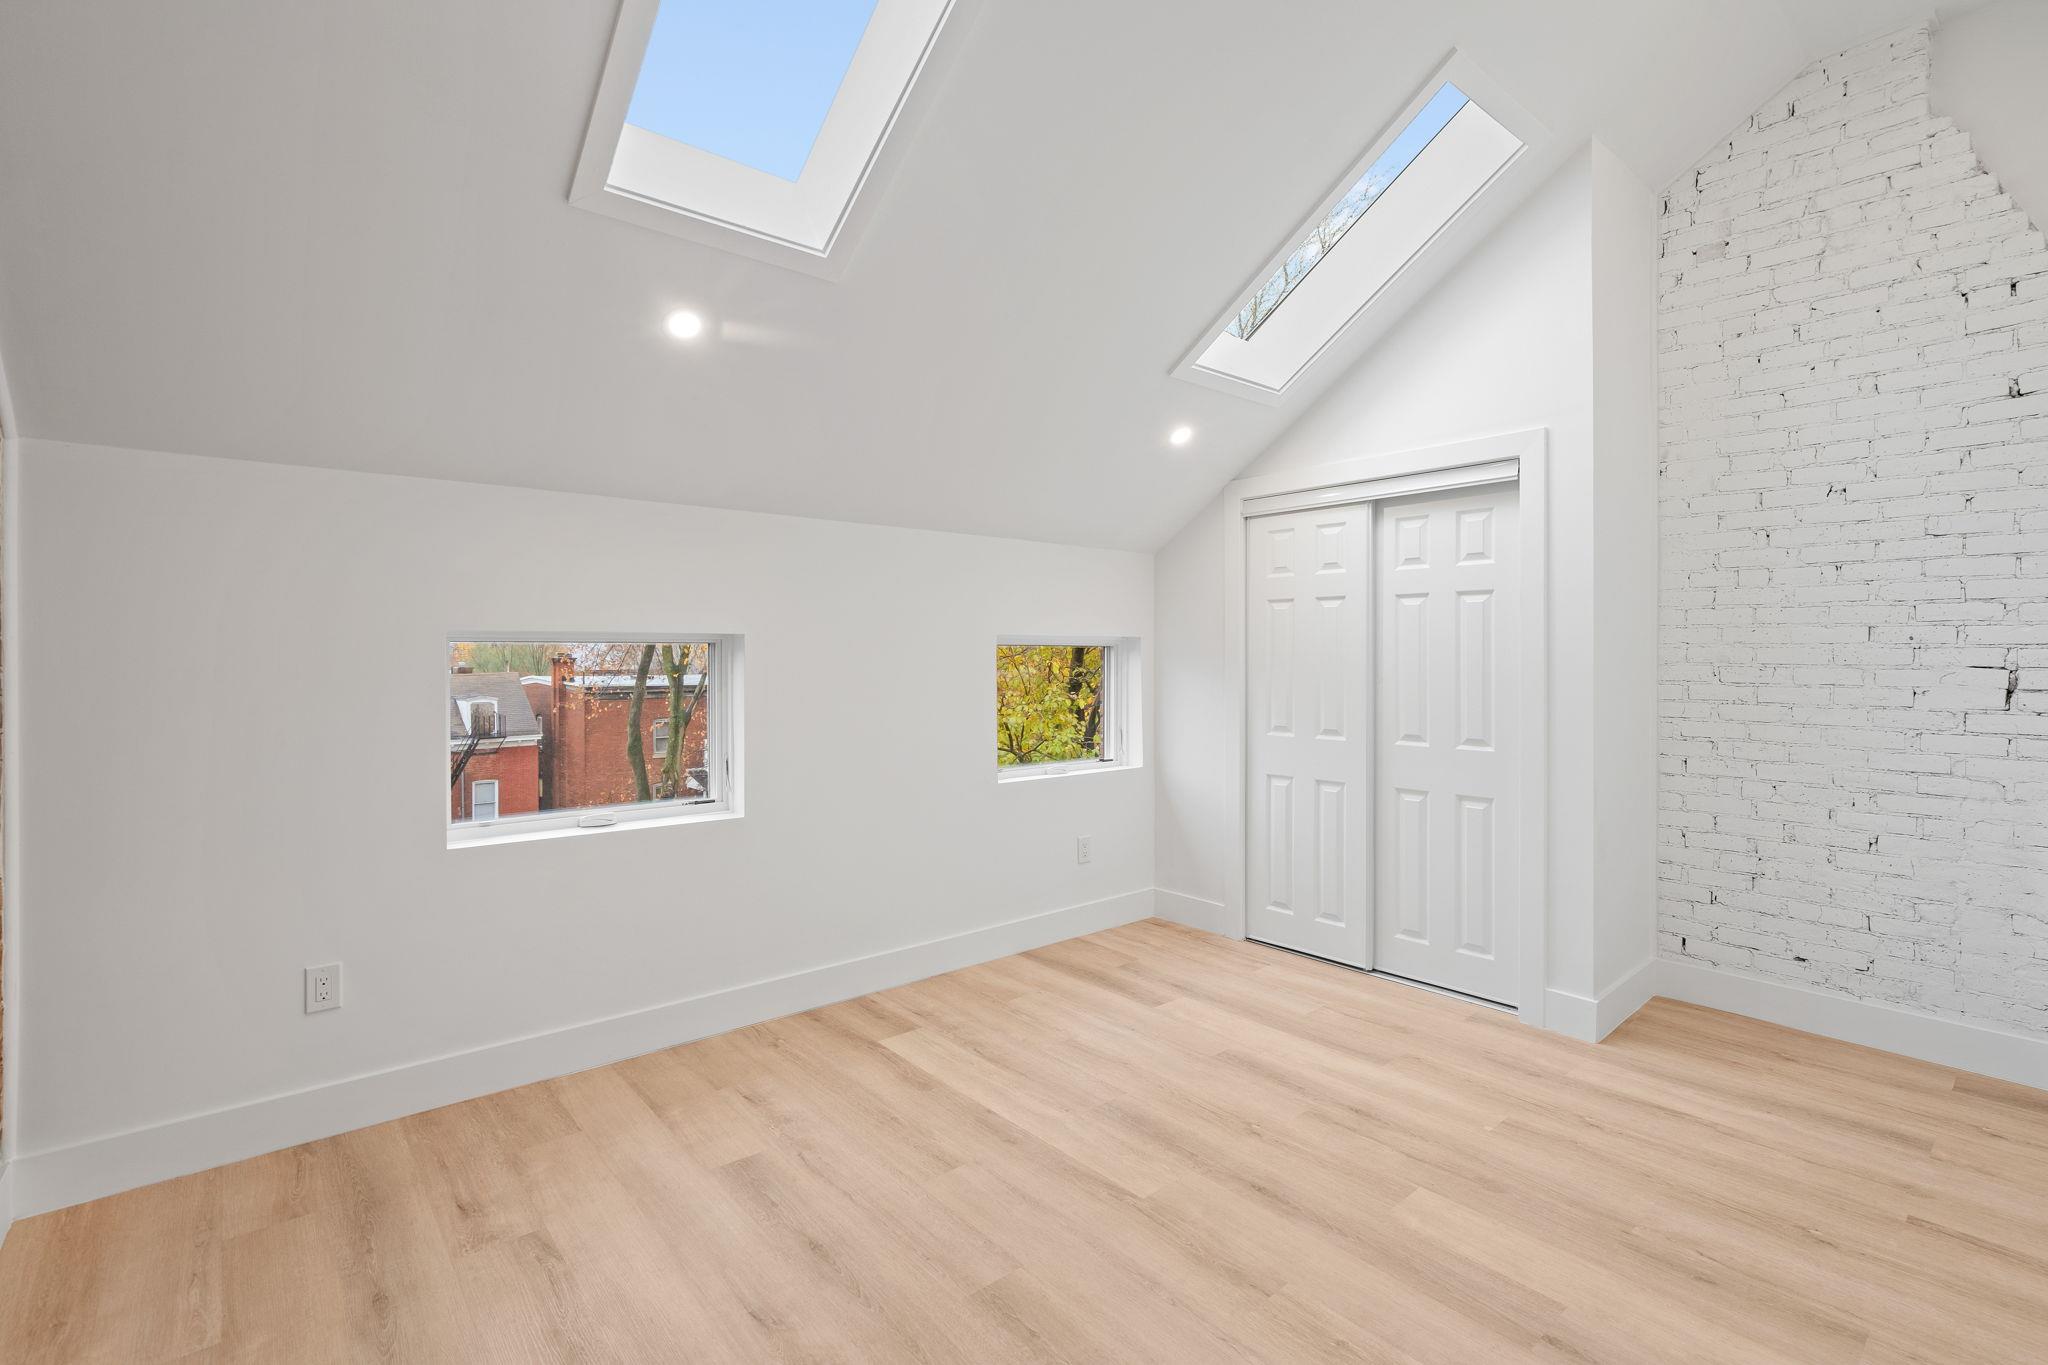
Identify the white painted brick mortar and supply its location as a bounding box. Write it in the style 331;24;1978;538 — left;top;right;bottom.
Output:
1658;25;2048;1038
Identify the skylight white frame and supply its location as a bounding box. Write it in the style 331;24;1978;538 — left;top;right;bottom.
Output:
569;0;967;279
1173;52;1542;405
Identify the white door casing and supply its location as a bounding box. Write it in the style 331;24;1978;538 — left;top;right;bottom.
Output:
1373;484;1519;1004
1222;430;1547;1027
1244;507;1374;966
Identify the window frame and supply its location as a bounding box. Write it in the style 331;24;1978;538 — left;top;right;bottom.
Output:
567;0;970;278
469;778;500;822
447;632;744;848
1172;51;1542;405
994;635;1141;782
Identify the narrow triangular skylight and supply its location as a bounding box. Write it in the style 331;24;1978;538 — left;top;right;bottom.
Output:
1227;85;1471;342
571;0;957;275
1181;61;1529;398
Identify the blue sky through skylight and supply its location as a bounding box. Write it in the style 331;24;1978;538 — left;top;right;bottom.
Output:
626;0;880;183
1227;83;1471;340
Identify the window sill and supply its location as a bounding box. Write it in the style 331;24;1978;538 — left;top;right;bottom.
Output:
995;761;1139;784
447;805;739;850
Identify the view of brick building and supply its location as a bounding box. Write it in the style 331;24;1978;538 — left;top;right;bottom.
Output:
449;649;713;823
533;651;711;811
448;669;542;821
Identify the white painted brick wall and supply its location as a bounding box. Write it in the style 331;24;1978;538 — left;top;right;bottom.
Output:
1658;25;2048;1038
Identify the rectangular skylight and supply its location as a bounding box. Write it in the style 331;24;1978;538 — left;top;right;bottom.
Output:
626;0;879;183
570;0;957;273
1184;70;1526;397
1228;85;1470;342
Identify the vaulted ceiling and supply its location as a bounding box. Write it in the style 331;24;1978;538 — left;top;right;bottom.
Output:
0;0;1980;549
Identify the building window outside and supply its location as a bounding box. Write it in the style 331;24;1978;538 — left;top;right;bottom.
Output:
449;639;734;842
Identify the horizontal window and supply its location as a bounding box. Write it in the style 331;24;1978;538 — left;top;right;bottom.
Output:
448;638;737;845
996;639;1138;778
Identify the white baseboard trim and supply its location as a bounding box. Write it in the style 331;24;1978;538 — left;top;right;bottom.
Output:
10;889;1155;1219
1543;955;1659;1044
1542;989;1597;1040
1152;888;1234;937
0;1160;14;1250
1656;959;2048;1090
1598;956;1660;1041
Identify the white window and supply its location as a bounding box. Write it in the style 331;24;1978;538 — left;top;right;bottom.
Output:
1178;56;1532;398
460;697;499;737
570;0;960;273
995;638;1140;780
448;637;742;846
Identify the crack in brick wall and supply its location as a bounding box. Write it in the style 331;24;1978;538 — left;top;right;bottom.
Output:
1658;25;2048;1037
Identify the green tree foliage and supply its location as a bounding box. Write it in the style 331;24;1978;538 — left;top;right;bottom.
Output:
449;641;563;676
996;645;1104;766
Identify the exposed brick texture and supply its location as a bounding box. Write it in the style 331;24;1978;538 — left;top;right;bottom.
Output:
1658;26;2048;1038
451;744;540;821
541;672;710;812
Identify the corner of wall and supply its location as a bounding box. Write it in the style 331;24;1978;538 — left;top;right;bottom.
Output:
1930;0;2048;233
1151;494;1230;912
1589;140;1664;993
0;435;17;1180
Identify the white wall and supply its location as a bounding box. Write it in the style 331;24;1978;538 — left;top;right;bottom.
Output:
1933;0;2048;233
7;439;1153;1197
1152;500;1228;932
1658;25;2048;1040
1152;145;1664;1027
1590;140;1663;994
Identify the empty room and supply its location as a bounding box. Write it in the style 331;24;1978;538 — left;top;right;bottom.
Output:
1;0;2046;1360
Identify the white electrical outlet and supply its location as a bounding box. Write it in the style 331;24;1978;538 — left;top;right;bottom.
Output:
305;963;342;1014
1076;835;1093;865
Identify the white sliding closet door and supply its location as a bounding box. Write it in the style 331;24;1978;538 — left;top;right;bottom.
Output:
1374;483;1520;1005
1245;507;1374;967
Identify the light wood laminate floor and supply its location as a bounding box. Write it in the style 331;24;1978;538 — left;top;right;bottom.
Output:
3;918;2046;1363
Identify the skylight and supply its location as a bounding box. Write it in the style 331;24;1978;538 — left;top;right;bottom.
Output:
570;0;957;273
1182;65;1528;397
1227;85;1470;341
625;0;879;183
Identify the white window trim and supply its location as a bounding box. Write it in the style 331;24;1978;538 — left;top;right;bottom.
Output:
1172;51;1546;405
651;717;670;759
469;778;500;822
448;633;744;849
995;635;1142;782
568;0;973;279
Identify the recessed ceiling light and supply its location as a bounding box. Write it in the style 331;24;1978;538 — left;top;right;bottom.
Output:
664;309;705;340
1168;424;1195;447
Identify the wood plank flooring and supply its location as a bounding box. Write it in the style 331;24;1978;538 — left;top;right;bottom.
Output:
3;918;2047;1363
